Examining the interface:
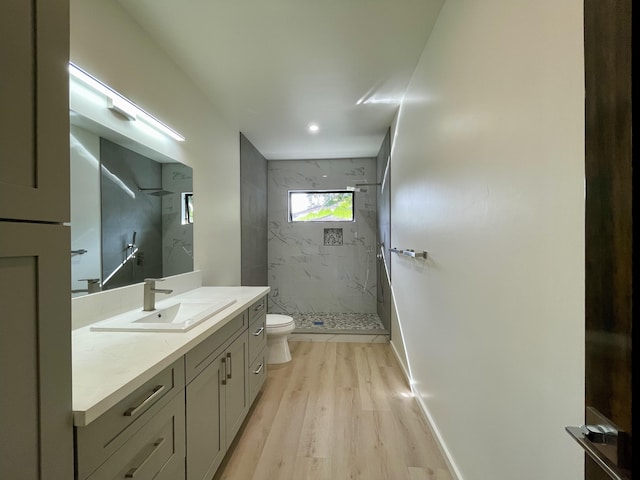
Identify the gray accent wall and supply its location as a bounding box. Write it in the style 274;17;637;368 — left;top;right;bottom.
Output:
240;133;268;286
100;138;162;288
267;158;377;314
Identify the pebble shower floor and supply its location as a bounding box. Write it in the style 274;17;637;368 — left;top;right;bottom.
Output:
291;312;387;334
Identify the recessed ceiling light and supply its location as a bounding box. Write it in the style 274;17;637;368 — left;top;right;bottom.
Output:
308;123;319;133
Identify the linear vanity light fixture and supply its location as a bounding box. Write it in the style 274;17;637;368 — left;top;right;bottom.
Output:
68;63;185;142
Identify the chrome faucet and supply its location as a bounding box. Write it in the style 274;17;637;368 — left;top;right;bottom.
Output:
143;278;173;311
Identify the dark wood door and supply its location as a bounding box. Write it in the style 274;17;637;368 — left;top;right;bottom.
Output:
582;0;632;478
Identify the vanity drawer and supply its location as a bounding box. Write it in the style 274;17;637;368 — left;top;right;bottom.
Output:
75;357;185;480
248;295;266;323
248;347;267;404
248;311;266;364
86;392;185;480
185;310;247;384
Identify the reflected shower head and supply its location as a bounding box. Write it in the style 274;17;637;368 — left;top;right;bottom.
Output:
138;187;174;196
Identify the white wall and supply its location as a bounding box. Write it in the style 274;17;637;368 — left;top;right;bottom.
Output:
70;0;241;286
390;2;585;480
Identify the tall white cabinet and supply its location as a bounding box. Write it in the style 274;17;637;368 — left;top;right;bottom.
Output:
0;1;73;479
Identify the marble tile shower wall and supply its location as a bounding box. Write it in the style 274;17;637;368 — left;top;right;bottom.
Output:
268;158;378;314
162;162;194;277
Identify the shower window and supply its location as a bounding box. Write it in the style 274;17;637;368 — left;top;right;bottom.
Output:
288;190;354;222
182;192;193;224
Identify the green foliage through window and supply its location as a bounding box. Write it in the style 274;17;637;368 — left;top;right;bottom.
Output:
182;192;193;224
289;191;354;222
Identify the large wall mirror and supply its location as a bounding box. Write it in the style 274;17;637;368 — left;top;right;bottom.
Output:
69;64;193;296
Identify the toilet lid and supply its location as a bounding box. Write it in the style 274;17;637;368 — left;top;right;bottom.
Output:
266;314;294;327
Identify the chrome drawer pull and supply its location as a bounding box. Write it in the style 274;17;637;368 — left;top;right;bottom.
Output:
226;352;232;379
252;326;264;336
124;437;165;478
253;363;264;375
221;357;227;385
124;385;166;417
254;302;264;312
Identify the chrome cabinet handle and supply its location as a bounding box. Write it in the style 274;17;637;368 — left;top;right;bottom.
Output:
252;326;264;336
253;363;264;375
123;385;165;417
254;302;264;312
221;357;227;385
124;438;165;478
226;352;232;379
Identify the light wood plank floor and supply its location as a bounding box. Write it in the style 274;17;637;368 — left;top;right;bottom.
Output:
213;341;453;480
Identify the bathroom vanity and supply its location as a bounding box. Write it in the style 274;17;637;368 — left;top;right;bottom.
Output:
72;285;269;480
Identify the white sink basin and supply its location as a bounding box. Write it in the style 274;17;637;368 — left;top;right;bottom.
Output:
90;298;237;332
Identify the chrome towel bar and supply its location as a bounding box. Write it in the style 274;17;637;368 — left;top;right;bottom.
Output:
390;248;428;259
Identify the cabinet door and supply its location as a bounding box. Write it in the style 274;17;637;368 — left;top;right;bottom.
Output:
0;0;69;222
224;332;249;446
186;353;225;480
0;222;72;480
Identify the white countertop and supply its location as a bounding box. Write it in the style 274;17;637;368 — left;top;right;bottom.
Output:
72;286;269;427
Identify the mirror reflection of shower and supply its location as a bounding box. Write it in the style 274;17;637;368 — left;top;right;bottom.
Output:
102;231;139;288
71;136;194;292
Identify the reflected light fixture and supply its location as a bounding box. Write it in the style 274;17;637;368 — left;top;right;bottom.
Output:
308;123;319;133
68;63;185;142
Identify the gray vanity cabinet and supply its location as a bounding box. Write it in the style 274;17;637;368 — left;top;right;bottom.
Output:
247;297;268;403
75;358;186;480
72;295;267;480
185;312;250;480
85;393;186;480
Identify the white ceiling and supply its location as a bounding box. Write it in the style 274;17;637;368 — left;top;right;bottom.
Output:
116;0;444;160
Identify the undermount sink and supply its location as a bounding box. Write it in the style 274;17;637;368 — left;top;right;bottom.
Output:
90;298;237;332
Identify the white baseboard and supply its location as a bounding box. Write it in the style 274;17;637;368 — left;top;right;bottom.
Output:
389;339;411;386
389;341;462;480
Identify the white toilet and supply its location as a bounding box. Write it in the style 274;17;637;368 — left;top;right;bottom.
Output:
266;314;295;364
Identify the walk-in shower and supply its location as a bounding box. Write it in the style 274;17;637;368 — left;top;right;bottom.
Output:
266;156;389;337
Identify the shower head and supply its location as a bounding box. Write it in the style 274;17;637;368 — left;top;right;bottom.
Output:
345;182;381;193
